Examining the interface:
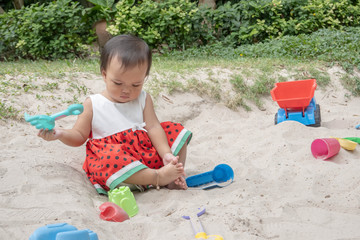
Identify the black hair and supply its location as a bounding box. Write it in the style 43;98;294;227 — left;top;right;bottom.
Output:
100;34;152;76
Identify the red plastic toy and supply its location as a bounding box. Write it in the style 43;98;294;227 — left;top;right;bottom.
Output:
271;79;321;127
271;79;316;115
99;202;129;222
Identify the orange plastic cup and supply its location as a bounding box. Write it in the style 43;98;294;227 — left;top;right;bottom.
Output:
311;138;341;160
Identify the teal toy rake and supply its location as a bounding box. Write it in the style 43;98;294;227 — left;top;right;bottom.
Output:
24;104;83;130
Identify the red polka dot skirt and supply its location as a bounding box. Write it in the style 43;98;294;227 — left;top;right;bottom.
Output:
83;121;192;195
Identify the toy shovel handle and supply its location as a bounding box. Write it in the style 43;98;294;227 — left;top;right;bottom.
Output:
51;104;84;121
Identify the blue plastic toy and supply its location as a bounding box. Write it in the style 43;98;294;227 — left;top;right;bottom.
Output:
186;164;234;190
356;124;360;130
275;98;320;126
29;223;98;240
25;104;83;130
271;79;321;127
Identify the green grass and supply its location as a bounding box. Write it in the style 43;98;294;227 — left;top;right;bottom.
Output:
0;59;100;76
341;74;360;97
1;27;360;120
0;61;93;120
165;27;360;72
0;101;19;120
0;56;353;120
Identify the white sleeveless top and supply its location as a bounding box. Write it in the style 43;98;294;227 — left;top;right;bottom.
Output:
89;91;147;139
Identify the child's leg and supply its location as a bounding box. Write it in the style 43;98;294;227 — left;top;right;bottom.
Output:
123;159;184;187
177;142;187;167
167;143;188;189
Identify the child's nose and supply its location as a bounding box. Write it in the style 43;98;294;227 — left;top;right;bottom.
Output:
122;87;130;93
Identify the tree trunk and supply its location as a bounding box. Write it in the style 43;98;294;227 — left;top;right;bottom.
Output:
12;0;24;9
199;0;216;9
93;19;111;54
0;6;5;14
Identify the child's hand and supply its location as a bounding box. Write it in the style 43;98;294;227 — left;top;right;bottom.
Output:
163;152;178;165
37;128;62;141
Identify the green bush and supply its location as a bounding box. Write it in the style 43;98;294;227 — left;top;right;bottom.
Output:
108;0;360;50
107;0;201;49
195;2;242;46
166;26;360;71
0;0;94;60
235;27;360;70
1;0;359;59
186;0;360;46
292;0;360;33
227;0;360;45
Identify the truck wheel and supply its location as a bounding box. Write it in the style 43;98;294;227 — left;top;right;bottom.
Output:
316;104;321;123
309;104;321;127
274;113;278;125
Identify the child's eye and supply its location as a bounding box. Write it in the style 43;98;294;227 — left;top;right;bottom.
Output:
132;85;141;87
114;82;122;85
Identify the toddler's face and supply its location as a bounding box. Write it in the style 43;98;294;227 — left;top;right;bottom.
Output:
102;57;147;103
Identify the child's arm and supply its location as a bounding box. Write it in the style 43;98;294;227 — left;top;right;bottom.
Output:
38;98;93;147
143;94;175;161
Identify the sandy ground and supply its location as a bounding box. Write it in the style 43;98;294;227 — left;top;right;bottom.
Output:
1;66;360;239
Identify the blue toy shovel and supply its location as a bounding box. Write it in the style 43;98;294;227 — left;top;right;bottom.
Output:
186;164;234;190
29;222;98;240
24;104;83;130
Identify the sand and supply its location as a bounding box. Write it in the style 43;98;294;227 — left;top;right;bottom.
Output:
1;66;360;239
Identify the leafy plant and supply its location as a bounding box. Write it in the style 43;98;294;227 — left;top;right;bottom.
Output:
86;0;118;22
234;27;360;71
107;0;200;49
0;0;94;60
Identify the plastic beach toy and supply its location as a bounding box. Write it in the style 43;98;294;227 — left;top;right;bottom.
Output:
356;124;360;130
186;164;234;190
108;186;139;217
182;207;224;240
99;202;129;222
271;79;321;127
332;137;357;151
25;104;83;130
311;138;341;160
29;223;98;240
344;137;360;144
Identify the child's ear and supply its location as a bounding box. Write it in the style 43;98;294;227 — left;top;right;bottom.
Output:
101;69;107;80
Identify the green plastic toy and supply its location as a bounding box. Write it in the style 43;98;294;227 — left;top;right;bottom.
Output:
108;186;139;217
344;137;360;144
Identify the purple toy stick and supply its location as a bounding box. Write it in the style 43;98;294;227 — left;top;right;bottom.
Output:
182;207;206;235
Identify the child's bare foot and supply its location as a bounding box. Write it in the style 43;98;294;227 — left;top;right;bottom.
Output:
157;159;184;187
167;176;188;190
161;154;187;190
163;153;178;165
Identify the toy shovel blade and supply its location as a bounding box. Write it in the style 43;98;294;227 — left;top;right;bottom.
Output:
24;104;83;130
186;164;234;189
332;137;357;151
344;137;360;144
24;113;55;130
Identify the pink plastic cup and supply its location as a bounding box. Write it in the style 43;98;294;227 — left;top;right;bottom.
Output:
311;138;341;160
99;202;129;222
